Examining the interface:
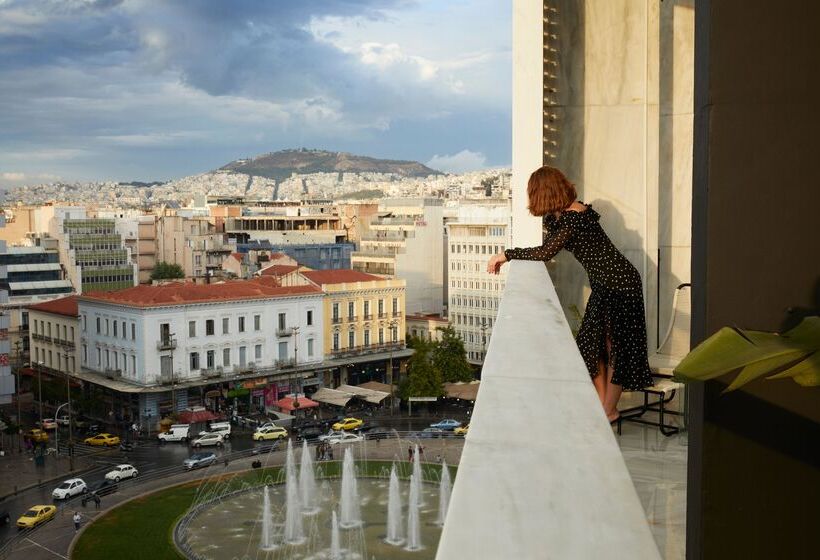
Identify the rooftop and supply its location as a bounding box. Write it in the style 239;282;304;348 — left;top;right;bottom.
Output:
259;264;300;277
301;269;384;285
79;277;321;308
406;312;449;322
27;295;79;317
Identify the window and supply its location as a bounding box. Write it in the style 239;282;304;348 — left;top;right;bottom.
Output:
332;332;340;351
206;319;214;336
239;346;246;366
113;321;118;337
104;319;109;336
96;317;101;334
307;338;314;357
348;330;355;348
190;352;200;370
364;329;370;346
255;344;262;360
113;352;118;369
278;342;288;360
364;300;370;317
96;348;101;366
189;320;196;337
332;303;340;321
378;299;384;316
278;313;286;330
348;301;355;319
206;350;215;369
223;348;230;367
378;328;384;344
391;326;398;341
131;323;136;340
254;314;261;331
307;310;313;326
103;349;107;367
81;314;86;332
392;297;398;314
70;326;75;342
131;355;136;375
238;316;245;333
222;317;229;334
82;344;87;364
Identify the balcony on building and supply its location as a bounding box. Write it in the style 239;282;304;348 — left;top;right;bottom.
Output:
157;335;177;351
276;327;294;337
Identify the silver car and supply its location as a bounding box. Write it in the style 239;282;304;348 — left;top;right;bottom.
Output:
183;452;217;470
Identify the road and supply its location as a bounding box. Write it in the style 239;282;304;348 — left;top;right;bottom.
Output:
0;413;465;547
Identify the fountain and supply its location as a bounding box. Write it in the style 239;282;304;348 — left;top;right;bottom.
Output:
299;440;320;514
413;444;424;507
436;460;452;526
283;441;306;545
259;485;277;551
339;448;362;529
385;464;404;546
405;473;422;551
330;510;342;559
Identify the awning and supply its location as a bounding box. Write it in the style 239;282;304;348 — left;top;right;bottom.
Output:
177;408;221;423
310;387;354;407
337;384;390;404
275;395;319;412
357;381;396;394
444;381;481;401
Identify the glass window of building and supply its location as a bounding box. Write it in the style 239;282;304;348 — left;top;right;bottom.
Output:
307;310;313;326
223;348;230;367
238;316;245;333
206;319;214;336
348;330;355;348
364;330;370;346
189;320;196;337
113;321;118;338
190;352;199;370
347;301;354;319
255;345;262;360
207;350;215;369
222;317;229;334
278;342;288;360
332;332;340;351
307;338;314;357
254;315;261;331
239;346;246;366
131;323;136;340
278;313;286;330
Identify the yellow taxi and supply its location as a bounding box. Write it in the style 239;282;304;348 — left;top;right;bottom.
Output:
332;417;363;431
454;424;470;436
16;505;57;530
253;426;288;441
25;429;49;443
83;433;121;447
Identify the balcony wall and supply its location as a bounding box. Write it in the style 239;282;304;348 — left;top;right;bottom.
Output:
436;261;659;559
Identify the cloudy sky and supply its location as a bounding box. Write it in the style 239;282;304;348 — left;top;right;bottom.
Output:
0;0;510;188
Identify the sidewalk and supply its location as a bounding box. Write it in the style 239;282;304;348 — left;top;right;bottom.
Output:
0;444;98;500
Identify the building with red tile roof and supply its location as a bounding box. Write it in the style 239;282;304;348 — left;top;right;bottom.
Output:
27;296;81;380
300;269;383;286
28;295;79;317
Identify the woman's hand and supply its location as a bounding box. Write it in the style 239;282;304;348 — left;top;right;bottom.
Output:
486;252;508;275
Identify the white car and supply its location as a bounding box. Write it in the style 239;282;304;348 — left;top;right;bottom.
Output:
52;478;87;500
318;430;345;442
105;464;138;482
191;432;224;448
56;415;71;427
203;421;231;439
325;432;364;445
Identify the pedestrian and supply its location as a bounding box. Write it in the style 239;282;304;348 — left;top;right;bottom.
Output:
435;454;442;464
328;447;334;461
73;511;81;531
419;445;424;459
93;493;101;509
408;445;413;463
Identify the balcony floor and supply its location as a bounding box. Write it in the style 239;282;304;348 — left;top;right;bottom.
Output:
618;392;688;560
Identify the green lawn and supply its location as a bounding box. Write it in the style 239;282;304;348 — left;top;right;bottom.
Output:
73;461;452;560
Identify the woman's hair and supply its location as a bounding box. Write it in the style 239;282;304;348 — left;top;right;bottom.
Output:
526;166;577;216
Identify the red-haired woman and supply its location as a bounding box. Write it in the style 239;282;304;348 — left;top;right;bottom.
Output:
487;166;653;424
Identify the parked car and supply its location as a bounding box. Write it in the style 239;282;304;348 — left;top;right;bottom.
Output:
183;452;217;470
25;429;49;443
318;430;344;442
429;419;462;431
191;432;225;448
325;432;364;445
251;441;281;455
16;505;56;530
81;480;118;506
36;418;58;430
157;424;190;443
454;424;470;436
56;415;71;427
105;464;138;482
253;426;288;441
202;421;231;439
83;433;120;447
332;417;363;431
52;478;87;500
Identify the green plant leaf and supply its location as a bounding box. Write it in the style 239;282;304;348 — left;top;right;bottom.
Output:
673;317;820;391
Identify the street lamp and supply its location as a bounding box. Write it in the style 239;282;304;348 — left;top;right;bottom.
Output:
292;326;301;410
36;360;44;427
64;350;74;470
13;339;22;452
387;319;399;413
479;319;489;362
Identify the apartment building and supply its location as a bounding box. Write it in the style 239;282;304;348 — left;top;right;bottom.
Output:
27;296;80;378
156;215;234;279
446;202;512;363
351;198;444;314
0;215;12;404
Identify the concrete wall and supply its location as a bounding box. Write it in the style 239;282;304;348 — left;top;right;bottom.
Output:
513;0;694;350
688;1;820;558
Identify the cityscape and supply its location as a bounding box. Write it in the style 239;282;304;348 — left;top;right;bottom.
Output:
1;1;817;560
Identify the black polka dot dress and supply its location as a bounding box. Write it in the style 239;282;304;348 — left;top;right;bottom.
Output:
504;205;653;390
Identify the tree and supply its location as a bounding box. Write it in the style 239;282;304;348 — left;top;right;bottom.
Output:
432;326;475;383
400;338;444;399
150;261;184;280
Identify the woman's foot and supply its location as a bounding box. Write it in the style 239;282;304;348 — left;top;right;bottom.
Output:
607;411;620;424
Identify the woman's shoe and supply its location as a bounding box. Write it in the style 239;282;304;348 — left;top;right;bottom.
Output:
609;415;622;435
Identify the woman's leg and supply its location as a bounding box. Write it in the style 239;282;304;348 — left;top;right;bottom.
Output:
592;357;607;405
603;336;623;421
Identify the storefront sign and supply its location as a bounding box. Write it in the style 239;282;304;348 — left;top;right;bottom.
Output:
251;389;265;397
302;377;321;387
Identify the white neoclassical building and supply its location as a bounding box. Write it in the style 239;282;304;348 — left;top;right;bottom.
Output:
77;277;325;388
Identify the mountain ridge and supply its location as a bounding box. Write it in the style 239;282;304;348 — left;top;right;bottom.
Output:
218;148;441;181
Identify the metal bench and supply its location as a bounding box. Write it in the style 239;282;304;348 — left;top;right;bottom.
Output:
619;283;691;436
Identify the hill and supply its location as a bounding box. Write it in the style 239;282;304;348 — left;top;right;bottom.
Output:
219;148;441;181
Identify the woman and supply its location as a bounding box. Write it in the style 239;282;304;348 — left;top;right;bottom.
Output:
487;166;652;423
